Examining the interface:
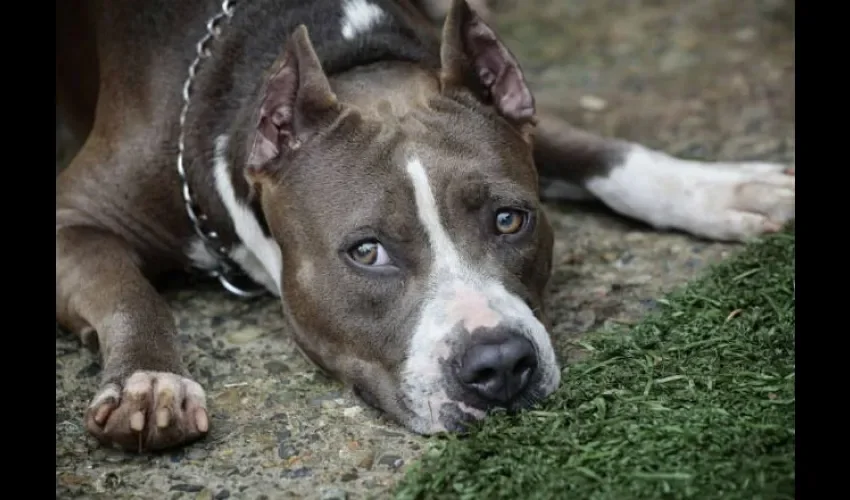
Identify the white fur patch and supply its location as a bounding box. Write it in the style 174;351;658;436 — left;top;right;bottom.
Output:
187;239;219;270
211;135;283;295
584;144;795;241
401;156;560;434
340;0;385;40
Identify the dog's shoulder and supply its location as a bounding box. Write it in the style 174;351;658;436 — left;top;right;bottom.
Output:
188;0;441;155
224;0;441;78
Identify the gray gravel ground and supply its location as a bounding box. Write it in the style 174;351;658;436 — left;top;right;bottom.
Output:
56;0;794;498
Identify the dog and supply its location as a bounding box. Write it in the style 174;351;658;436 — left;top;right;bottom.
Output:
55;0;795;452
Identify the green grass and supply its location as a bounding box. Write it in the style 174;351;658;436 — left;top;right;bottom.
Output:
395;224;795;500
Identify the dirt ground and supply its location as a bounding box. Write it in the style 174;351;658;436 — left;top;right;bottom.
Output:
55;0;794;498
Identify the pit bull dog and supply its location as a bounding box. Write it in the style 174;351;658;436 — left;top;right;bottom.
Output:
55;0;795;451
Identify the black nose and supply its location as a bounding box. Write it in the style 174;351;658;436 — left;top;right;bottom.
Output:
455;332;538;405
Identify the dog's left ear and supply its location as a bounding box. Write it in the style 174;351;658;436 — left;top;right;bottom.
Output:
247;25;342;172
439;0;535;130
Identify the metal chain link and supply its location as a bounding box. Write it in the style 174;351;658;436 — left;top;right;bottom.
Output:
176;0;267;298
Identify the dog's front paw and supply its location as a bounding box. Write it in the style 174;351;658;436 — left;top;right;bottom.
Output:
84;371;209;452
679;162;795;242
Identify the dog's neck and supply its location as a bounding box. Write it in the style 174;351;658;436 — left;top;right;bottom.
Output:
179;0;442;289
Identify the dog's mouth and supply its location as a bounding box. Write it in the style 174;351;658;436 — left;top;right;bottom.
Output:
347;371;556;434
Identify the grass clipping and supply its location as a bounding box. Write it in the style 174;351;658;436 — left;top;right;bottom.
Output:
396;226;795;500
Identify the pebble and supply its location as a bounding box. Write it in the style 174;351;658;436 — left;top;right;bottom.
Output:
194;489;213;500
283;467;312;479
623;274;652;285
615;251;635;266
320;488;348;500
171;484;205;493
225;326;265;345
735;27;757;42
357;450;376;469
104;451;130;463
342;406;363;418
264;360;290;374
726;49;749;64
377;454;404;471
278;444;298;460
97;472;123;490
624;232;647;242
659;50;698;73
309;392;343;407
187;449;210;460
58;473;90;488
362;479;382;489
579;95;607;111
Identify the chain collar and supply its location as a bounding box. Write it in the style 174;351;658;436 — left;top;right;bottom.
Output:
176;1;267;299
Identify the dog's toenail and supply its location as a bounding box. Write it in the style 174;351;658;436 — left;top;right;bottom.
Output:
156;408;171;428
195;408;209;432
130;411;145;431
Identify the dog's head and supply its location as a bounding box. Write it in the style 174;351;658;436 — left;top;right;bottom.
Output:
234;0;558;433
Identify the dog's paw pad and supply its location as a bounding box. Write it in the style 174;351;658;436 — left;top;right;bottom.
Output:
85;371;209;452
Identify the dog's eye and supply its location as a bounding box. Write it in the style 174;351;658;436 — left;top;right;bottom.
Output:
494;209;526;235
348;240;392;267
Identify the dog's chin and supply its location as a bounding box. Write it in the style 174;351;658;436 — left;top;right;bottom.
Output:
357;385;484;436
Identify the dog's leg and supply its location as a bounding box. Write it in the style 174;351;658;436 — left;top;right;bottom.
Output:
532;112;795;242
56;225;209;452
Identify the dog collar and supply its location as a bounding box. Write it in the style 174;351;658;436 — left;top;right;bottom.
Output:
175;0;268;299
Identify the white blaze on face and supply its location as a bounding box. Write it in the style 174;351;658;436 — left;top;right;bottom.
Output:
401;156;560;434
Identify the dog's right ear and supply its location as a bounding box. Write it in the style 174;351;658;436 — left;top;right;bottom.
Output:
246;25;342;173
439;0;535;133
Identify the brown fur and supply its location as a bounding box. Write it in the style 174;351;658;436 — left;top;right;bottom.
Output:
56;0;627;450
